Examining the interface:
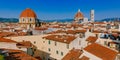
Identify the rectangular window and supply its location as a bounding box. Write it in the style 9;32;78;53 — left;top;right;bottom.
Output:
48;40;51;44
48;48;51;52
67;44;69;49
55;42;57;46
56;50;59;54
43;41;45;43
23;19;24;21
61;52;63;56
104;41;107;45
30;18;32;21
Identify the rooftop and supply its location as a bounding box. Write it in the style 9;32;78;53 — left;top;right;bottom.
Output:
79;56;89;60
62;49;82;60
84;43;118;60
0;49;37;60
0;38;17;43
16;41;32;48
20;8;37;18
43;35;76;44
86;36;98;43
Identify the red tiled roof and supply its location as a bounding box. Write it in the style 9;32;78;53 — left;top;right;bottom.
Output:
48;29;87;34
16;41;32;48
0;32;15;37
62;49;82;60
47;30;65;34
20;8;37;18
0;38;17;43
66;30;76;34
35;27;48;30
75;12;84;19
43;35;76;44
84;43;118;60
75;30;87;33
52;26;61;28
79;56;89;60
86;36;98;43
1;49;37;60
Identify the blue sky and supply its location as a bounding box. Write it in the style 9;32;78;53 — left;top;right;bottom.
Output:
0;0;120;20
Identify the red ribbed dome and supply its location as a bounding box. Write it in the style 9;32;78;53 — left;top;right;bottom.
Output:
20;8;37;18
75;9;84;19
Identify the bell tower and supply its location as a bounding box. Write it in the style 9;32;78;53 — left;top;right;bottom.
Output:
90;10;94;22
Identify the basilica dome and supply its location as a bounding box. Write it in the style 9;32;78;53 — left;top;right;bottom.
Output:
74;9;84;19
20;8;37;18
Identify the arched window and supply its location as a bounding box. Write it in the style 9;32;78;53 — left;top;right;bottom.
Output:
30;18;32;22
23;18;24;22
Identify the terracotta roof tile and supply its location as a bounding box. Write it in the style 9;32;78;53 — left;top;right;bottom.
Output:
66;30;76;34
16;41;32;48
35;27;48;30
62;49;82;60
75;30;87;33
79;56;89;60
86;36;98;43
48;30;65;34
43;35;76;44
20;8;37;18
84;43;118;60
48;29;86;34
0;32;15;37
75;11;84;19
1;49;37;60
0;38;17;43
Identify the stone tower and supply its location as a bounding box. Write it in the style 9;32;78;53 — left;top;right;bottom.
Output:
90;10;94;22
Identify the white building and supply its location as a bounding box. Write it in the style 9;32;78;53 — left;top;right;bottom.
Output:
0;38;27;52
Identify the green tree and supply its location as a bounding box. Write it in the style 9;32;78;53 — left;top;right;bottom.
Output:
0;55;4;60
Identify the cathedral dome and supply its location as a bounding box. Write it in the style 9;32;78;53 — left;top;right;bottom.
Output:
20;8;37;18
74;9;84;19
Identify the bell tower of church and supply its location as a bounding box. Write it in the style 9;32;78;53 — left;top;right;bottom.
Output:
90;10;95;22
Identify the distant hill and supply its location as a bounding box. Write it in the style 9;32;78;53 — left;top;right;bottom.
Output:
101;18;120;22
42;19;74;23
0;18;18;23
0;18;73;23
0;17;120;23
